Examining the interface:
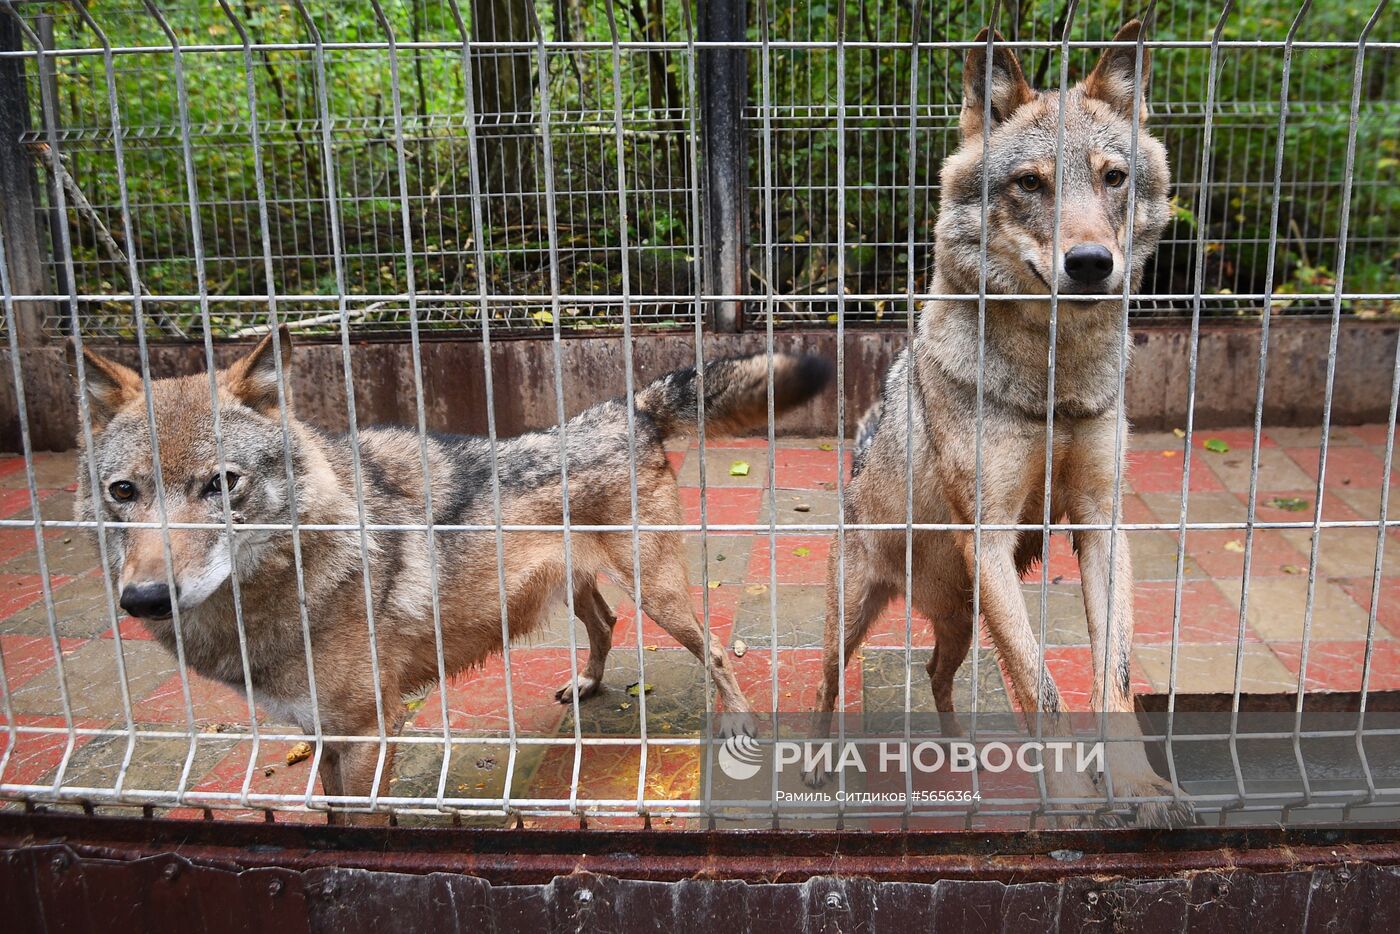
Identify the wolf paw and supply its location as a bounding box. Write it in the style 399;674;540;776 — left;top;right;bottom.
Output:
1116;774;1196;828
717;711;758;739
554;675;601;705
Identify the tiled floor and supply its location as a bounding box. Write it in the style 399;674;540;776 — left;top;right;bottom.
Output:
1;425;1397;823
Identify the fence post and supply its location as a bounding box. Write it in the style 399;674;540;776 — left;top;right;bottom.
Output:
0;11;50;345
698;0;748;332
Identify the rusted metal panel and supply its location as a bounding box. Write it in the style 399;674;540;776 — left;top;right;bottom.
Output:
3;320;1399;453
6;827;1400;932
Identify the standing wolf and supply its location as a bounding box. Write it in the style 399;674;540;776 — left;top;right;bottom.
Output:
73;333;829;821
805;21;1190;826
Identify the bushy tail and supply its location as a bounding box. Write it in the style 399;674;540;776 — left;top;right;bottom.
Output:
635;353;832;440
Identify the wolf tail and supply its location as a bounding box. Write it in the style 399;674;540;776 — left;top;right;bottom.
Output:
635;353;832;440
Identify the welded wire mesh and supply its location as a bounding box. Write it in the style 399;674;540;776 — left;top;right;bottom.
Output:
0;0;1398;831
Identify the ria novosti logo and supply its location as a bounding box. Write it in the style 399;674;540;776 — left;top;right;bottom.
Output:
717;734;765;780
716;735;1105;781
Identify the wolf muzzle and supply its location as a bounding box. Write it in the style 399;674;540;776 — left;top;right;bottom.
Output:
120;581;174;620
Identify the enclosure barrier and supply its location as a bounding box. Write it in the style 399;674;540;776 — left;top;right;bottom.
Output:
0;0;1397;834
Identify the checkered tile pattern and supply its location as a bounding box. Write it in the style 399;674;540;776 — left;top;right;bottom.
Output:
2;425;1396;823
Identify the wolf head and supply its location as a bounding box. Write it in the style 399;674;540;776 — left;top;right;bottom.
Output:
935;20;1170;301
72;328;300;622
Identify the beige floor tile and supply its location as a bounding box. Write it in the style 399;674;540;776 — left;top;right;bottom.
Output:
674;449;771;488
1278;526;1400;580
1139;491;1249;525
1135;643;1295;693
1209;448;1313;493
1213;576;1383;643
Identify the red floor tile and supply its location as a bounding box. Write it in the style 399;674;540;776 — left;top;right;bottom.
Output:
0;488;60;520
132;670;264;727
1133;581;1257;645
1337;577;1400;640
1126;450;1226;495
1043;646;1153;707
409;648;578;736
735;647;851;713
665;450;686;474
184;738;329;822
0;573;73;621
1284;445;1394;489
747;535;831;585
773;448;849;489
1269;640;1400;693
677;487;763;526
1247;490;1362;524
0;715;104;787
1342;424;1396;447
1185;529;1310;579
0;634;86;690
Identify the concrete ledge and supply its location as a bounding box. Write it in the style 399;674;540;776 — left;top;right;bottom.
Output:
2;318;1395;452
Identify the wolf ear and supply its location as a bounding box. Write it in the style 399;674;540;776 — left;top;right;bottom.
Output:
961;28;1035;142
67;341;142;430
1084;20;1152;122
223;325;293;414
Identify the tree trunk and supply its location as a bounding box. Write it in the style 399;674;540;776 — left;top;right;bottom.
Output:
471;0;536;195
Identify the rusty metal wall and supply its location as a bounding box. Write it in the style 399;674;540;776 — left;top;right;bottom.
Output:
3;814;1400;932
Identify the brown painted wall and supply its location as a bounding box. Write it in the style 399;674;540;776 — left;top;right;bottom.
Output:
2;319;1395;453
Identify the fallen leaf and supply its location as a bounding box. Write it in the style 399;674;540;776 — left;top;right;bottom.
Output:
1203;438;1230;453
619;702;632;711
819;443;834;451
1162;450;1178;458
626;682;654;697
792;545;811;557
645;644;658;651
1281;564;1302;575
1266;496;1310;512
1223;540;1245;553
793;503;811;512
286;741;313;766
745;584;769;595
708;580;722;589
729;461;750;477
263;766;276;777
732;638;748;658
715;553;726;561
1172;428;1186;438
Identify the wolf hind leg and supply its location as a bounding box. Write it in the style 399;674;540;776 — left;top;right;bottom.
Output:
555;580;618;704
803;537;893;788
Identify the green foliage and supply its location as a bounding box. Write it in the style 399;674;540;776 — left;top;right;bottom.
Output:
29;0;1398;337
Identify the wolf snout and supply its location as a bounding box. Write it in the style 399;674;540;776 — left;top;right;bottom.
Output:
120;581;174;620
1062;243;1115;285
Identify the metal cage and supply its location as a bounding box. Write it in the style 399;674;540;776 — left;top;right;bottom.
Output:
0;0;1398;832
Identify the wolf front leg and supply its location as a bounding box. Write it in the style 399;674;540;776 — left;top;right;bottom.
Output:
960;526;1116;827
1073;515;1195;828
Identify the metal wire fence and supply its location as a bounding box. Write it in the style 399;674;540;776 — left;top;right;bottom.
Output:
0;0;1398;831
0;0;1394;339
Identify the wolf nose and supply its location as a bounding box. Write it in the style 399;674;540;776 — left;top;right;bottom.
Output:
1063;244;1115;284
120;582;174;619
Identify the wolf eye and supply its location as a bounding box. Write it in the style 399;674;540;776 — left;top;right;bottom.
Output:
108;480;136;502
203;471;241;497
1017;173;1042;192
1104;169;1127;188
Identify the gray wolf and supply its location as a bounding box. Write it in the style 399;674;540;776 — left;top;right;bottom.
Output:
804;21;1192;827
73;333;830;822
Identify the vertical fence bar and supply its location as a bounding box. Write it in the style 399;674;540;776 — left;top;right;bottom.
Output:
446;0;520;819
698;0;748;332
0;11;47;347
